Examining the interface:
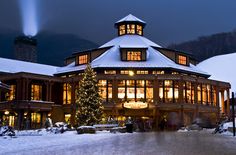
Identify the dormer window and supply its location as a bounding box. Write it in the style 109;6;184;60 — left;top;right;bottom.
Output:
178;55;187;65
127;51;141;61
78;55;88;65
121;48;146;61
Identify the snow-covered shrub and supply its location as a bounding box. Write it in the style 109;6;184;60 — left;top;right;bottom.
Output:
46;122;69;134
77;126;96;134
0;126;15;136
110;126;126;133
186;124;202;131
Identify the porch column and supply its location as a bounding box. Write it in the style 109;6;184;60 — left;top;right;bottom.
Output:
16;110;24;130
112;77;118;104
153;77;159;104
226;89;230;117
179;105;184;127
71;82;76;126
216;87;220;121
25;79;30;100
178;80;184;104
221;90;225;114
16;79;23;100
194;82;199;119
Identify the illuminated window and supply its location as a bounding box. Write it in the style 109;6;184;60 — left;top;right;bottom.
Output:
127;51;141;61
127;24;135;34
6;85;16;101
153;71;164;75
120;70;129;74
63;83;72;104
127;80;135;101
183;82;194;104
164;80;173;103
146;80;153;102
104;70;116;74
197;84;202;104
118;80;125;100
98;80;112;101
159;81;164;102
136;80;145;101
31;113;41;123
202;84;207;105
31;84;42;101
136;25;143;35
173;82;179;102
78;55;88;65
172;72;179;75
178;55;187;65
207;85;211;105
119;25;126;35
137;70;148;74
212;86;217;106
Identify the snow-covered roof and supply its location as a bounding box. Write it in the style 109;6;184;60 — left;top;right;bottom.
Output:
115;14;146;24
197;53;236;92
0;57;58;76
56;45;208;76
100;35;161;49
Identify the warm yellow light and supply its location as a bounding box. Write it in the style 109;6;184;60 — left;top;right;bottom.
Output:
4;111;9;115
129;71;134;76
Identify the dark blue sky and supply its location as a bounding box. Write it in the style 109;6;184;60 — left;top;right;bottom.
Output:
0;0;236;46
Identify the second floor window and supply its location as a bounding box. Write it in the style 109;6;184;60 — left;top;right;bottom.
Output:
6;85;16;101
31;84;42;101
78;55;88;65
127;51;141;61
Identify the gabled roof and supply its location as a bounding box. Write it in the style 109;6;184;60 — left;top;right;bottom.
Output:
0;57;58;76
115;14;146;25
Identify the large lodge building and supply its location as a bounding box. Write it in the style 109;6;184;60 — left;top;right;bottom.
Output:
0;15;231;129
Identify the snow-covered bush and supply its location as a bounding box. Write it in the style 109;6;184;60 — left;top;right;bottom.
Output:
0;126;15;136
46;122;69;134
77;126;96;134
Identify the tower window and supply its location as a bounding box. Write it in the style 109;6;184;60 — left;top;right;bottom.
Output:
127;51;141;61
78;55;88;65
178;55;187;65
119;25;126;35
136;25;143;35
127;24;135;34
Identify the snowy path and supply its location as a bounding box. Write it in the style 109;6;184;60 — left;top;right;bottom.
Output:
1;130;236;155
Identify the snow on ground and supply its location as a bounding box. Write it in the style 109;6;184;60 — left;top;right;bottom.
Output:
1;130;236;155
0;130;130;155
197;53;236;92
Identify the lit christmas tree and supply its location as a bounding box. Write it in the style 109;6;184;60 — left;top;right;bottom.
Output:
76;64;103;126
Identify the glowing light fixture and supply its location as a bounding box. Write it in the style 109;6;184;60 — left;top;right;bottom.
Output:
124;101;148;109
4;111;10;115
129;71;134;76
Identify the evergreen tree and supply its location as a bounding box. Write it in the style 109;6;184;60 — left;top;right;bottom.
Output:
76;64;103;126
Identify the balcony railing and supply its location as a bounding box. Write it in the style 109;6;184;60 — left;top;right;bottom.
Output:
0;100;54;111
